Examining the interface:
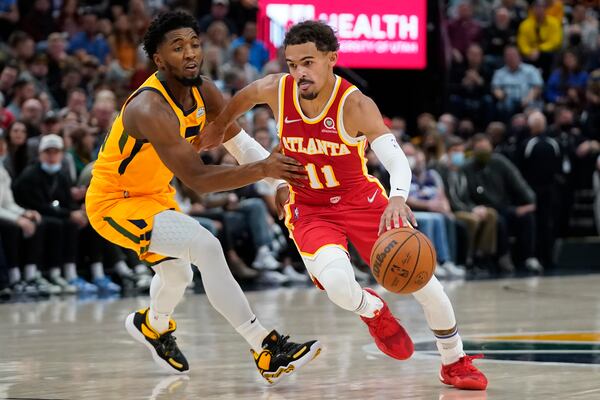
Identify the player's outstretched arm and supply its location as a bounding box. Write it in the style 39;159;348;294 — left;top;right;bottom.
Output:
344;92;417;233
123;91;306;194
200;73;283;146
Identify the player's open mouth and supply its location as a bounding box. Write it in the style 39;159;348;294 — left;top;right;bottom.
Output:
185;63;198;72
299;82;311;90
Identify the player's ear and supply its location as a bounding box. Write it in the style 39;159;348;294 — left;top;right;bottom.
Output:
328;51;338;66
153;53;164;71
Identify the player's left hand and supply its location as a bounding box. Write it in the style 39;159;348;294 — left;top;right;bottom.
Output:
275;183;290;220
196;121;225;151
378;196;417;236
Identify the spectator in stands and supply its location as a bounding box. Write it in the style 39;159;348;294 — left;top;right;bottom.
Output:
518;111;562;266
203;20;231;65
517;0;562;79
45;32;71;92
20;0;56;42
422;129;446;166
463;134;542;272
27;53;54;107
262;46;287;76
222;44;259;87
487;120;518;162
491;45;543;121
449;43;493;125
6;78;36;118
495;0;527;31
231;21;269;71
584;69;600;141
546;50;589;107
198;0;237;36
4;121;30;178
0;62;19;104
568;4;598;52
60;88;89;124
483;7;517;67
68;126;94;179
447;1;482;64
436;136;503;270
0;132;71;295
108;14;138;74
403;142;466;279
20;98;43;137
0;0;19;40
8;31;35;70
12;134;95;292
0;91;15;130
68;10;110;65
201;45;224;84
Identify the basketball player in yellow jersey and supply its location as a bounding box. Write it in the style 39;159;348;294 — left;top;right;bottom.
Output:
202;21;488;390
85;11;322;383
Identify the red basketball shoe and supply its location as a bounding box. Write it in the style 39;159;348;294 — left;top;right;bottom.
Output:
440;354;488;390
360;288;414;360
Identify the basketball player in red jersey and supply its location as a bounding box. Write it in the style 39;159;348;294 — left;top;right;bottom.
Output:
202;21;487;390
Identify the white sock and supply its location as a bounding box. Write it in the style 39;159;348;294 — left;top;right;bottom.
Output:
63;263;78;281
24;264;38;281
114;260;132;276
50;267;61;279
436;329;465;365
354;289;384;318
90;262;105;280
255;245;271;260
8;267;21;284
148;308;170;334
235;316;270;352
134;264;148;275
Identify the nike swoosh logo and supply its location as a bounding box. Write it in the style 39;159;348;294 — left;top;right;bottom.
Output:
250;316;257;324
284;117;302;124
367;189;379;203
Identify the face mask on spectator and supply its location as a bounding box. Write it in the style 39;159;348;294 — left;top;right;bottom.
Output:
450;152;465;167
474;150;492;165
41;162;61;174
407;155;417;170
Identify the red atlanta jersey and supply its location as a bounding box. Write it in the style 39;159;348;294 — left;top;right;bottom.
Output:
277;74;385;206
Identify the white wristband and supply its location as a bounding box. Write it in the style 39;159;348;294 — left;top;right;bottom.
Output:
370;133;411;200
222;129;286;190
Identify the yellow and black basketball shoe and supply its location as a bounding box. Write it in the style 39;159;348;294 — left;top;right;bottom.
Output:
125;308;189;374
252;330;322;384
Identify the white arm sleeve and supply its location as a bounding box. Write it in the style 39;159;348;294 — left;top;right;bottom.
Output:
370;133;411;200
222;129;286;191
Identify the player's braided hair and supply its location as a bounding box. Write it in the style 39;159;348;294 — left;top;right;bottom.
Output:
143;11;200;59
283;20;339;52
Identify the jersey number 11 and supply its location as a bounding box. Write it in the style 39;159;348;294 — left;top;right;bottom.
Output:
305;163;340;189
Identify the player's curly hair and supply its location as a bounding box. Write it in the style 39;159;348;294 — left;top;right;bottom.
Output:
143;11;200;59
283;20;339;52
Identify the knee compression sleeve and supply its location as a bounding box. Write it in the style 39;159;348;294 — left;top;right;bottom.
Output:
303;247;364;311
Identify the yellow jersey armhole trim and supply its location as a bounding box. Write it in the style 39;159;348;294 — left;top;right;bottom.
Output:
336;86;364;147
277;74;288;139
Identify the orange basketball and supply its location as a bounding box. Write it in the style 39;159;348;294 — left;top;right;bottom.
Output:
369;227;437;294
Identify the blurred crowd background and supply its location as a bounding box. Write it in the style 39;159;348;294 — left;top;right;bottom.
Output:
0;0;598;300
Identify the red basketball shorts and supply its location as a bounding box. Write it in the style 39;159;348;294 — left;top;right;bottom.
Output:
284;181;398;264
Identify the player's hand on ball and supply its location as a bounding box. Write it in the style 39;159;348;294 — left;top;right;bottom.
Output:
196;121;225;151
275;183;290;220
262;144;308;187
378;196;417;236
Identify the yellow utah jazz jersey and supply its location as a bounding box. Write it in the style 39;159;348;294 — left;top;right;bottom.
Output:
86;72;206;265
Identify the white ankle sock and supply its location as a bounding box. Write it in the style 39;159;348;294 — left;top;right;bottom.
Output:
24;264;38;281
435;329;465;365
63;263;78;281
90;262;105;280
235;315;270;352
114;260;132;276
50;267;61;279
148;307;171;334
354;289;384;318
8;268;21;284
134;264;147;275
